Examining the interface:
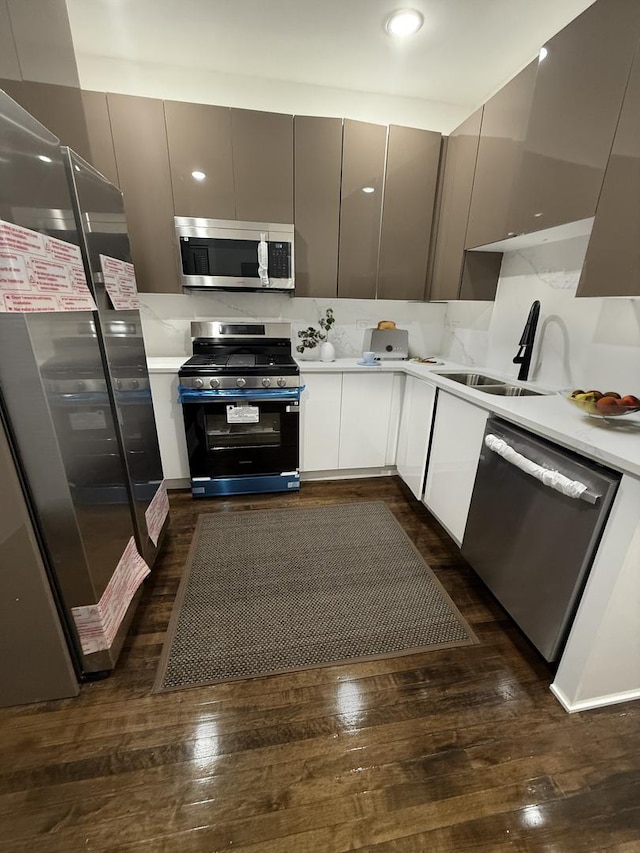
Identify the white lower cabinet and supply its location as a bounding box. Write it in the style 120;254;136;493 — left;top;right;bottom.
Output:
300;373;342;471
396;376;436;499
339;372;396;469
149;372;190;481
300;371;402;473
423;390;488;545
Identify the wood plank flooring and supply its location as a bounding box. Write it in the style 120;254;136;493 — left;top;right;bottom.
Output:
1;477;639;852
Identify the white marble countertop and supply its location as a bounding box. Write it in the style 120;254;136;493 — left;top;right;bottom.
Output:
147;356;640;478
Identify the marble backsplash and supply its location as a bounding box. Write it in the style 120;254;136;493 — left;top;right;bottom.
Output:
441;236;640;394
139;291;446;360
140;238;640;397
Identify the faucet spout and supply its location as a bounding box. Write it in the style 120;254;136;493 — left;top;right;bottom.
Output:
513;300;540;381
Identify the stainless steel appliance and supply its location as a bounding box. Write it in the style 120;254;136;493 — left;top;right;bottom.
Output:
462;418;620;662
363;328;409;360
175;217;295;292
0;89;168;690
179;321;301;496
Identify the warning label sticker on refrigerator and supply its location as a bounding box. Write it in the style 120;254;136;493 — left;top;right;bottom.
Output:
0;219;97;313
71;537;150;655
99;254;140;310
145;481;169;547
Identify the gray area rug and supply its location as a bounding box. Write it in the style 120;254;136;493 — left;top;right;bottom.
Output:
154;501;477;692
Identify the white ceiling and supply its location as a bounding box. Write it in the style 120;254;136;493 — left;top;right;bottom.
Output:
66;0;595;109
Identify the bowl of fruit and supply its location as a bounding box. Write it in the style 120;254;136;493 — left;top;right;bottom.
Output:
567;389;640;418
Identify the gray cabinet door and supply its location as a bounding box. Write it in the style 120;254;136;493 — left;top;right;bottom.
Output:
230;108;293;223
509;0;640;236
466;61;537;249
165;100;235;219
429;108;482;301
377;125;441;301
294;115;342;298
338;119;387;300
80;90;119;186
0;79;91;162
577;43;640;297
0;80;119;187
108;93;180;293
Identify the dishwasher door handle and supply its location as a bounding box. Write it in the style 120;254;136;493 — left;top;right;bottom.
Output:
484;434;600;504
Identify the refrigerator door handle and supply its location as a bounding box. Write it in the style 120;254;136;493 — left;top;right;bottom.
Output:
484;434;600;504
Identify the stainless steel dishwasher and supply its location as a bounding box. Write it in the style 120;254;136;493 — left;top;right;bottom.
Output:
461;418;620;662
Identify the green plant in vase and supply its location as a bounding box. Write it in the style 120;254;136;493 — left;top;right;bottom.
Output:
296;308;336;361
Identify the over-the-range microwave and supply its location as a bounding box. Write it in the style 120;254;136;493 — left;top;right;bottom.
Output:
175;216;294;292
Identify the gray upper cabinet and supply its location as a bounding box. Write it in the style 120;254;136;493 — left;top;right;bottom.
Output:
429;108;482;301
230;108;293;223
509;0;640;237
294;115;342;298
80;90;119;186
466;61;537;249
108;93;180;293
338;119;387;300
377;125;441;301
0;80;119;187
165;100;235;219
577;42;640;297
0;79;91;163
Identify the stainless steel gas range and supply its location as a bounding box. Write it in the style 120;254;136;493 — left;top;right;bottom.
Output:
178;321;301;497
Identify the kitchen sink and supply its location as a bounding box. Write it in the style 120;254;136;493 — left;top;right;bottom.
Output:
435;371;550;397
438;372;506;387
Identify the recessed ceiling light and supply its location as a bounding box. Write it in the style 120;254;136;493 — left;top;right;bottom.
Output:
37;155;52;163
385;9;424;37
191;170;206;181
362;186;375;194
539;46;548;61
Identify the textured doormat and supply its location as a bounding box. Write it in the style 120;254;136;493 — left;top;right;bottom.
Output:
154;501;477;692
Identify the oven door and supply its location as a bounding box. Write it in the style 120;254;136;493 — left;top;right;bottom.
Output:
181;391;300;495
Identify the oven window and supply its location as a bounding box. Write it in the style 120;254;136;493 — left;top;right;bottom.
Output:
205;412;281;450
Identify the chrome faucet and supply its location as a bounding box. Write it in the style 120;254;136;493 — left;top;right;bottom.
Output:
513;300;540;381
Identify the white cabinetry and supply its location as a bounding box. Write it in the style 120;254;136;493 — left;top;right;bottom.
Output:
339;373;397;469
300;370;403;474
423;390;488;545
396;376;437;499
300;373;342;471
149;372;190;482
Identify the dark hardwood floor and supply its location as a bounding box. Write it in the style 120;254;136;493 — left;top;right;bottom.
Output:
1;477;639;852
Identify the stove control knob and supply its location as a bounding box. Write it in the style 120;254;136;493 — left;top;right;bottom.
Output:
76;381;86;392
277;377;287;388
193;378;204;389
236;377;246;388
261;377;271;387
209;378;220;389
114;379;122;391
130;379;139;390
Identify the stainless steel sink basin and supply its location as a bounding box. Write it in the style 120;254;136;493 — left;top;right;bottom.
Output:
435;371;550;397
480;386;548;397
438;372;506;387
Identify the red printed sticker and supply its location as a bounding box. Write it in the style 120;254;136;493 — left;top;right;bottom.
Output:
0;219;97;313
100;254;140;310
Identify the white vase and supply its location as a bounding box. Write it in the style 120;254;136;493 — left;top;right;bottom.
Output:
319;341;336;363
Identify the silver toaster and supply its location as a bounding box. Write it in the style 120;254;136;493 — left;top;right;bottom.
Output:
364;328;409;360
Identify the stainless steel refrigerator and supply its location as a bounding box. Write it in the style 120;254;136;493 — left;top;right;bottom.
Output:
0;89;168;704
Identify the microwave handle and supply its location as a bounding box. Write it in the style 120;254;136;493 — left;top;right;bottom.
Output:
257;232;269;285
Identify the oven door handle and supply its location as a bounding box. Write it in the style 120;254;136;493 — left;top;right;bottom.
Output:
178;385;304;403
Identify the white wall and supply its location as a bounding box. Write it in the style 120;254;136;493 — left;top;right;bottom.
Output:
441;236;640;394
73;54;469;133
139;291;446;361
